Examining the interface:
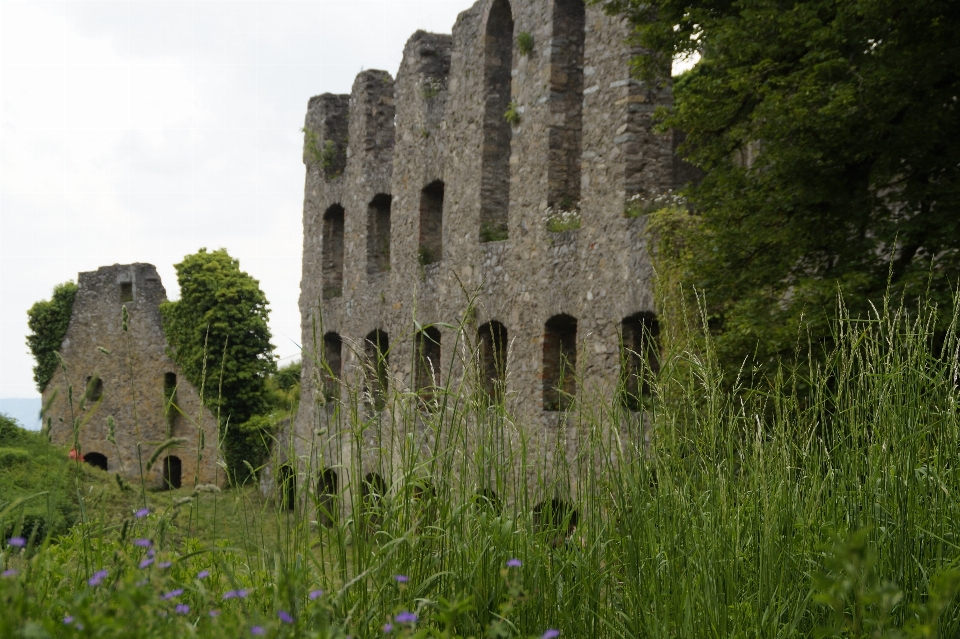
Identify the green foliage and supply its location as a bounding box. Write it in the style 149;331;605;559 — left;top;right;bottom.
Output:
503;101;520;125
609;0;960;381
417;247;436;266
480;222;509;243
516;31;534;56
159;248;275;484
26;281;77;392
301;128;342;177
266;361;300;413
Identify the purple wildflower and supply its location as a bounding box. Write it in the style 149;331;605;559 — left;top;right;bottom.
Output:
63;616;73;624
88;569;108;586
147;549;155;558
7;537;25;548
175;604;190;615
162;589;184;600
383;623;394;633
393;575;409;583
197;570;210;579
542;630;560;639
223;589;249;600
251;626;265;636
140;557;154;569
135;508;150;518
209;610;221;618
158;561;172;569
278;610;294;624
506;558;522;568
133;538;152;547
2;569;17;578
395;611;417;624
309;589;324;600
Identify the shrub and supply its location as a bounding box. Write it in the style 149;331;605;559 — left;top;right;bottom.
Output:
26;281;77;392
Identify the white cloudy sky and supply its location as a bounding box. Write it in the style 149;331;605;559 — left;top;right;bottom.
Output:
0;0;480;401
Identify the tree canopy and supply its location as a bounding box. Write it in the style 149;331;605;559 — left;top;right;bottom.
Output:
160;249;275;482
607;0;960;376
27;281;78;393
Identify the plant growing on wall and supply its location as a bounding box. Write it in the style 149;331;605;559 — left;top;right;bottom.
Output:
26;281;78;392
159;248;276;485
517;31;534;56
504;102;521;126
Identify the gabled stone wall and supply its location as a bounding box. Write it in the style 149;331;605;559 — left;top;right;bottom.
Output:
276;0;679;512
43;264;221;488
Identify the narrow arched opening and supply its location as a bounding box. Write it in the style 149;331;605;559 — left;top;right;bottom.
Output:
163;455;182;490
278;464;296;511
479;0;514;242
367;194;392;274
323;204;345;298
547;0;585;211
322;332;343;401
478;321;508;402
415;326;442;404
317;469;338;527
473;488;503;515
361;472;388;531
533;498;579;547
543;314;578;411
364;329;389;410
419;180;444;264
620;312;661;410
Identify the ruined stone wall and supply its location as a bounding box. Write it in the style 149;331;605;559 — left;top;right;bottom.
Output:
277;0;676;514
43;264;221;488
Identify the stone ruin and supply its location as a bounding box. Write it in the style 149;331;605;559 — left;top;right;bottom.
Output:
271;0;691;518
43;264;221;488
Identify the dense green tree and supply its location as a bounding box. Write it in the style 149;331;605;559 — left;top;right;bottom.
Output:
160;249;275;483
606;0;960;377
26;282;78;393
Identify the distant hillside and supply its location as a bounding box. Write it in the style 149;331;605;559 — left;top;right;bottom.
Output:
0;398;41;430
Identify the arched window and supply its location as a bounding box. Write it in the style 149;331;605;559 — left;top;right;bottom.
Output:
278;464;296;511
620;312;660;410
415;326;442;403
323;204;345;298
479;0;514;242
364;330;389;410
473;488;503;515
163;456;182;490
547;0;585;211
477;321;508;402
543;314;577;411
85;375;103;402
367;194;392;274
361;472;388;531
83;452;107;471
164;372;178;432
317;469;338;527
533;498;579;547
322;332;343;401
419;181;444;264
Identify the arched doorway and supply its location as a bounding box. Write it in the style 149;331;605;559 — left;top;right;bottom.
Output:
163;455;182;489
83;452;107;471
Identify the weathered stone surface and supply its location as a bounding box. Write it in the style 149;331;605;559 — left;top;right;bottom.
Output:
43;264;221;488
269;0;678;514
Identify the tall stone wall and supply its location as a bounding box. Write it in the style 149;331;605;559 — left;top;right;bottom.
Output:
278;0;677;512
43;264;221;488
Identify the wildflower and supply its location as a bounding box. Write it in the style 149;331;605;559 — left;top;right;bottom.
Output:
175;604;190;615
278;610;294;624
68;449;79;460
139;558;154;569
223;589;249;600
251;626;265;636
506;558;521;568
133;538;152;547
2;569;17;578
158;561;172;569
393;575;409;583
162;589;184;600
209;610;221;618
383;623;394;633
7;537;25;548
147;548;155;558
135;508;150;518
197;570;210;579
542;630;560;639
395;611;417;624
309;589;324;600
63;616;73;624
88;569;108;586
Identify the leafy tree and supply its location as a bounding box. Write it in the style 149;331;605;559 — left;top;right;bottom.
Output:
26;282;78;392
160;249;275;483
607;0;960;378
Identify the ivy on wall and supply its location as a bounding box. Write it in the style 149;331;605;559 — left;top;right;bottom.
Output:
26;282;78;393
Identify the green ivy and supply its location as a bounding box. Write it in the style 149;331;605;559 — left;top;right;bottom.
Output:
26;281;77;393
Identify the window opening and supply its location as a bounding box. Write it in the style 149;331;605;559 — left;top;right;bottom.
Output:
478;321;508;402
120;282;133;303
415;326;441;404
364;329;389;410
367;194;392;274
361;472;388;531
163;456;182;490
278;464;296;511
317;469;338;527
533;498;579;547
543;314;577;411
620;312;660;410
85;375;103;402
547;0;585;211
479;0;514;242
323;205;345;298
322;332;343;401
83;452;107;471
473;488;503;515
419;181;445;264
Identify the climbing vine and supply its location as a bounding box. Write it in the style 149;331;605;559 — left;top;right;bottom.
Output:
26;281;78;393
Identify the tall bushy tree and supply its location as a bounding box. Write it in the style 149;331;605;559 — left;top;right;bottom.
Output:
160;249;275;483
26;282;78;393
607;0;960;377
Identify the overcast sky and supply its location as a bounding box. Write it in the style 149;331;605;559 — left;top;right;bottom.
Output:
0;0;480;401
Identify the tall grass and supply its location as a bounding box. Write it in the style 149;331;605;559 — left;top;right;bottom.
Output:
3;297;960;638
